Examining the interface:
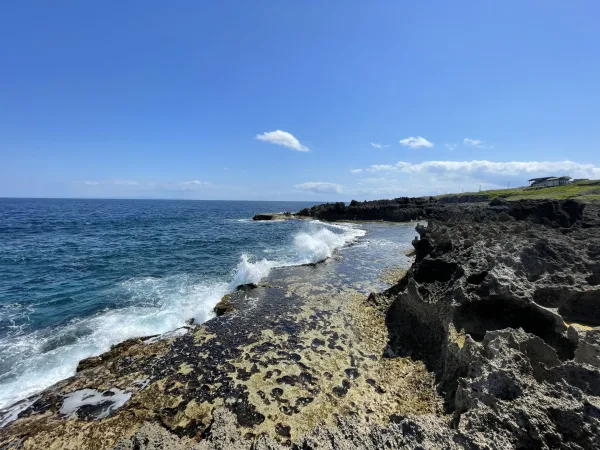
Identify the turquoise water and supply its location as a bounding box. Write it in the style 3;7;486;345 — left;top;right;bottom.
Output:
0;199;372;408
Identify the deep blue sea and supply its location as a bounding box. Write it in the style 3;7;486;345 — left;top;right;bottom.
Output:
1;198;370;408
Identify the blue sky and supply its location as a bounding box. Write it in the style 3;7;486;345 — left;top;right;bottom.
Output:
1;1;599;200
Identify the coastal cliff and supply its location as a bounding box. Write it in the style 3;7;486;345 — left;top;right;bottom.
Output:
1;199;599;449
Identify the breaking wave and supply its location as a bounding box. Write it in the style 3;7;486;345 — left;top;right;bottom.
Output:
230;221;365;287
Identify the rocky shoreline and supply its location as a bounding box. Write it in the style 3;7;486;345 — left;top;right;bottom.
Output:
1;198;599;449
376;198;600;448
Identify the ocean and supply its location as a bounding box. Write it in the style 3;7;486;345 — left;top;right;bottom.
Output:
0;198;415;411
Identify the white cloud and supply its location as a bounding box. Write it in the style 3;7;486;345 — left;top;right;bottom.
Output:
463;138;489;148
445;143;457;151
343;159;600;199
399;136;434;149
463;138;482;146
367;164;396;172
256;130;310;152
295;182;342;194
370;142;390;149
181;180;209;186
83;179;139;186
364;160;600;179
80;179;212;192
358;177;404;186
350;169;363;174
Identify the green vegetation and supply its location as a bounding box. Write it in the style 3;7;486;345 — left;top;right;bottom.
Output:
436;179;600;202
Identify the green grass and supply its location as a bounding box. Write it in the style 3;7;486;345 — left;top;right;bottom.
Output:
436;179;600;203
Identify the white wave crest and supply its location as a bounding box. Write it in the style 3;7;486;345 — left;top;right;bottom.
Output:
0;277;228;410
228;221;366;288
230;254;277;288
293;223;365;264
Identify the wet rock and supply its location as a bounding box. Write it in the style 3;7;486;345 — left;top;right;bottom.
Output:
274;423;291;438
214;294;236;317
311;338;325;348
344;368;360;380
76;338;147;372
236;283;258;291
295;397;313;407
253;213;294;221
332;380;351;397
270;388;283;398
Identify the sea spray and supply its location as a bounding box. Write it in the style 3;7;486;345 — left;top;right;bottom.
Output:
228;221;366;288
0;276;229;410
293;224;365;264
229;254;277;288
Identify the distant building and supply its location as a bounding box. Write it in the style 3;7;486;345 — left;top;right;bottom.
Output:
528;176;571;188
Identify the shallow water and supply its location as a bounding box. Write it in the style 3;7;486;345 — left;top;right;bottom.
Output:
0;199;416;409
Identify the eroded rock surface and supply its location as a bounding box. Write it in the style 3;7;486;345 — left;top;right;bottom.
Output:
297;198;443;222
375;199;600;449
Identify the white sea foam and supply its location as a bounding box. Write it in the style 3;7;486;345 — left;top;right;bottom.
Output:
228;221;366;288
59;388;131;419
0;220;365;412
293;224;364;264
0;396;38;427
0;278;228;411
230;254;277;288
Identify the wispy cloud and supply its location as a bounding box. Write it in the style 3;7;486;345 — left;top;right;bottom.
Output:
445;143;457;151
295;182;342;194
80;179;210;190
181;180;209;186
83;179;139;186
463;138;488;148
358;177;402;185
350;169;363;174
399;136;434;149
256;130;310;152
370;142;390;149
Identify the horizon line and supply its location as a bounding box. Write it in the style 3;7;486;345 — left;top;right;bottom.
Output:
0;196;336;202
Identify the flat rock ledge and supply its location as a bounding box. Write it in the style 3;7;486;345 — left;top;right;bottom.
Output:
253;213;295;221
